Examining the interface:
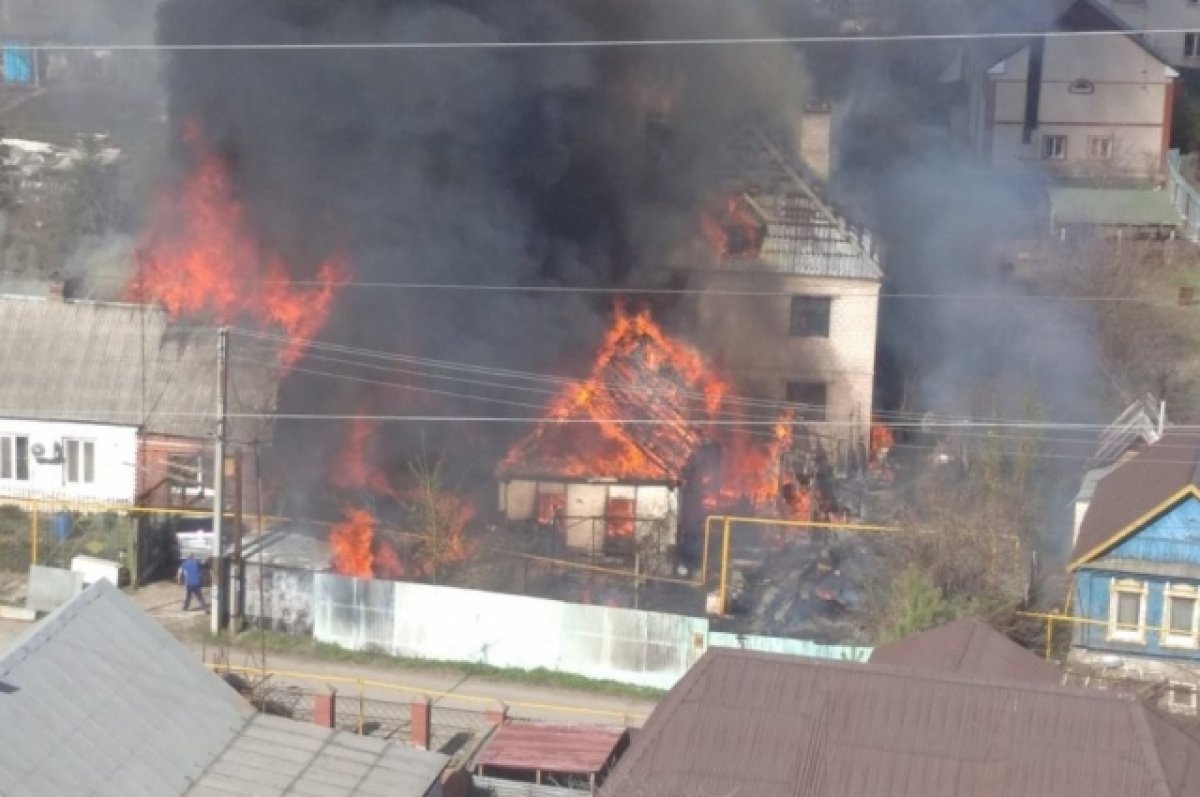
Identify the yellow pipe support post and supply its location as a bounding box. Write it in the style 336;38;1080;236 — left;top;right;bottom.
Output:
718;518;732;615
30;511;38;567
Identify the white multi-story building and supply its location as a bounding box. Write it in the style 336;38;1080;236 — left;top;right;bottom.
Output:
661;125;882;459
951;0;1178;183
1098;0;1200;67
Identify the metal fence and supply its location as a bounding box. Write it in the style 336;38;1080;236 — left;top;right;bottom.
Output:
0;505;139;585
1167;149;1200;241
313;574;709;691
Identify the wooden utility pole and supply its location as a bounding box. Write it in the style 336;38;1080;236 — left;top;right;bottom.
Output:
211;327;228;635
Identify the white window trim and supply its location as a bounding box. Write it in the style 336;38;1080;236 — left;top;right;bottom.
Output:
1162;583;1200;649
1042;134;1068;161
63;438;96;485
0;434;30;482
1087;135;1114;162
1107;578;1148;643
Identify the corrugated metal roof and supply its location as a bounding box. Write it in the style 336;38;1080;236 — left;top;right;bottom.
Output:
1071;432;1200;565
869;619;1063;685
0;295;277;441
602;648;1200;797
0;580;448;797
1050;188;1183;228
475;722;627;775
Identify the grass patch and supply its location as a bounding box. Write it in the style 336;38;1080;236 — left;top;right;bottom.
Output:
196;628;666;702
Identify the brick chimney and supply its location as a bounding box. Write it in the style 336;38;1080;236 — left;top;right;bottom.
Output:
47;276;66;301
798;101;833;185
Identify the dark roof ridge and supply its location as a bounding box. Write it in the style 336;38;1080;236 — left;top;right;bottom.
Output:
700;647;1128;702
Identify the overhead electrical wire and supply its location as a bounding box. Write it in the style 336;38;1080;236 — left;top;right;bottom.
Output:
21;27;1200;51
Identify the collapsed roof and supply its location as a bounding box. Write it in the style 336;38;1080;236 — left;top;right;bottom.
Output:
497;306;721;483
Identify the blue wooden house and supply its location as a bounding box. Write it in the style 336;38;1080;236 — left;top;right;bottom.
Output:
1070;433;1200;676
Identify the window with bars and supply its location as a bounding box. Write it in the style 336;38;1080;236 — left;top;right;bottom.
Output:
64;438;95;484
1088;136;1114;161
1186;33;1200;58
0;435;29;481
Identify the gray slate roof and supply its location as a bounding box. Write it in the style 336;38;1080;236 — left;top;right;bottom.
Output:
0;580;447;797
0;579;254;797
0;295;277;441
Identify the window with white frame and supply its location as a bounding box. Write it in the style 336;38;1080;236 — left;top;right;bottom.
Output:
1187;33;1200;58
0;435;29;481
1042;134;1068;160
1164;584;1200;647
1108;578;1147;642
63;438;95;484
1088;136;1114;161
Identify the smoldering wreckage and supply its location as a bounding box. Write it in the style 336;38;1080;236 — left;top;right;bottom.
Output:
58;0;938;645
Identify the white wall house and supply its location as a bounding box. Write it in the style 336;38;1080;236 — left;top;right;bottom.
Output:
1098;0;1200;67
959;0;1177;183
0;419;138;504
0;292;279;512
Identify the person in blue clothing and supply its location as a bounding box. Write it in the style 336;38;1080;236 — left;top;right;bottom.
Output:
177;553;207;612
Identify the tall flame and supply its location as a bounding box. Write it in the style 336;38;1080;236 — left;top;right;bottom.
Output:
329;506;375;579
127;122;347;368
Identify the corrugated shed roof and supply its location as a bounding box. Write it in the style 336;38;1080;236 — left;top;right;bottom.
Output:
0;295;277;441
706;126;882;282
0;580;448;797
1050;188;1183;228
1071;432;1200;566
869;619;1063;685
188;713;448;797
602;648;1200;797
475;722;627;775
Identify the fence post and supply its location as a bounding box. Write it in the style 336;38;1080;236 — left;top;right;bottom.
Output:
30;511;38;567
356;679;365;735
410;698;432;749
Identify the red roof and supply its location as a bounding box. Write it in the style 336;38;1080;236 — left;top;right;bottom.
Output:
476;722;628;775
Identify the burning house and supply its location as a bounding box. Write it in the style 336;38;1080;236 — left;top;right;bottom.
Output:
497;306;799;562
659;125;883;468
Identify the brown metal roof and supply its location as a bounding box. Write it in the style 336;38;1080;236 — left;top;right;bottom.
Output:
1071;432;1200;567
602;649;1200;797
869;619;1062;685
475;722;627;775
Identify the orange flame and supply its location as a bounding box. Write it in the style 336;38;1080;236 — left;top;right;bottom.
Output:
128;122;347;368
330;506;375;578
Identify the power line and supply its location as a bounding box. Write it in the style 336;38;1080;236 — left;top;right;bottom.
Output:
19;27;1200;52
220;280;1185;305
